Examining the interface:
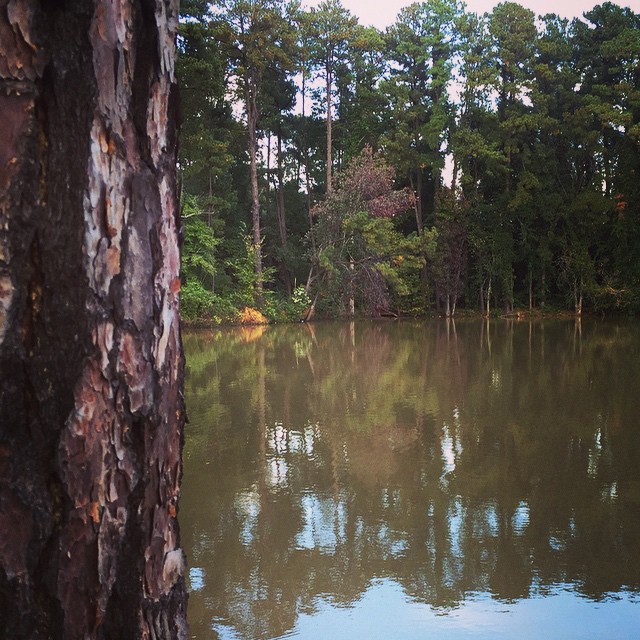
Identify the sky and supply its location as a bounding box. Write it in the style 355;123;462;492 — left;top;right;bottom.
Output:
304;0;640;29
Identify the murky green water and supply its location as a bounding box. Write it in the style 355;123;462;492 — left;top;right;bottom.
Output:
181;319;640;639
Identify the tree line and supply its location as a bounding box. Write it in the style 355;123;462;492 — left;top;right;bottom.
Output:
178;0;640;320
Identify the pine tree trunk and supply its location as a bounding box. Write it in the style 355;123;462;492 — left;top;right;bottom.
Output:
300;69;316;258
576;278;583;316
276;132;287;249
246;78;263;300
415;170;424;234
348;259;355;317
0;2;187;638
276;130;291;295
326;64;333;194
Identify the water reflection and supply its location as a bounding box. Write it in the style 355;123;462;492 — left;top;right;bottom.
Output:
181;319;640;639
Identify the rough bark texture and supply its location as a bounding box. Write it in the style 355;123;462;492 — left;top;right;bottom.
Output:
0;1;187;638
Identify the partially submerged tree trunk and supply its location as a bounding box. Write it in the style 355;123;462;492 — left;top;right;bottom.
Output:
574;277;584;316
0;2;187;638
484;277;492;318
348;259;355;316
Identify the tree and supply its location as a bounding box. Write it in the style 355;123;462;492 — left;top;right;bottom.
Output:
214;0;298;299
304;0;358;194
383;0;461;233
475;1;537;313
177;1;236;202
260;59;297;293
292;12;320;248
451;9;501;200
338;25;388;160
433;187;468;316
180;195;221;319
312;147;417;315
571;3;640;308
0;2;187;638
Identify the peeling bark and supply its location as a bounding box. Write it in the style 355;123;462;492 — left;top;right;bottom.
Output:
0;2;187;638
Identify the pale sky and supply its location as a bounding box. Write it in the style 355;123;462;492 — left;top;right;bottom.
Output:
304;0;640;29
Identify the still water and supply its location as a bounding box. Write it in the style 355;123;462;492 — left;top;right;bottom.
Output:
181;319;640;639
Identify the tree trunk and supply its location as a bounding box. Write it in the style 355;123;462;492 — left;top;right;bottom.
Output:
276;129;291;295
246;77;263;300
0;3;187;638
415;170;424;234
348;259;355;317
326;64;333;194
276;131;287;249
576;278;583;316
409;173;423;235
299;67;316;259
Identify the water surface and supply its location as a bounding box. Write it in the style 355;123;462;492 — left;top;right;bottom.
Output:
181;319;640;639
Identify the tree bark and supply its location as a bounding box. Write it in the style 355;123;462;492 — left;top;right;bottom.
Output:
276;129;291;295
246;76;263;300
276;130;287;249
0;2;187;638
300;70;316;259
415;170;424;234
325;63;333;194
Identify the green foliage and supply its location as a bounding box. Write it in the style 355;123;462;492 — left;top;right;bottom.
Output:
225;235;276;309
182;203;218;283
180;195;220;321
177;9;238;199
312;147;422;315
181;279;214;320
260;285;312;322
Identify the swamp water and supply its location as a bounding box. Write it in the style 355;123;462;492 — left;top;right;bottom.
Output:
181;319;640;639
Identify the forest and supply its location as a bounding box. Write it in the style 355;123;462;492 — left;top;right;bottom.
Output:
177;0;640;321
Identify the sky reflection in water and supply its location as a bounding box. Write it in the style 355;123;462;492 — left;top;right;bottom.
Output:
273;579;640;640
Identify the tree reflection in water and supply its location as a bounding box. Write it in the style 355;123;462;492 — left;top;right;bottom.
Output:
181;319;640;639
